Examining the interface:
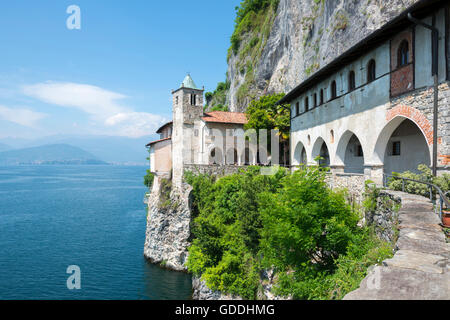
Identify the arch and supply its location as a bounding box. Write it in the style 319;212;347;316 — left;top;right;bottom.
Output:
243;147;255;165
397;40;409;67
312;137;330;167
293;141;307;166
330;81;337;100
367;59;376;82
348;70;356;91
335;130;365;174
225;148;239;165
209;147;223;165
373;112;432;174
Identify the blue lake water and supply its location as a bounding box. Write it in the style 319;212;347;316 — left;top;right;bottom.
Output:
0;165;192;300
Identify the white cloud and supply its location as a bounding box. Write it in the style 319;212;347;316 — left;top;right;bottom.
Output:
23;81;127;118
22;81;166;138
0;105;47;127
105;112;166;138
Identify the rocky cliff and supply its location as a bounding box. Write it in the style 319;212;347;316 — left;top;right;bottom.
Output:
225;0;419;112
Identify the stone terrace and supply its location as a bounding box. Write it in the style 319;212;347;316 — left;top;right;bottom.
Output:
344;191;449;300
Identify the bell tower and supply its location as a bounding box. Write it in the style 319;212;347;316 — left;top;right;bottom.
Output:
171;74;204;188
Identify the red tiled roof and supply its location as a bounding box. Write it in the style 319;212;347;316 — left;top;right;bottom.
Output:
146;137;171;147
202;111;248;124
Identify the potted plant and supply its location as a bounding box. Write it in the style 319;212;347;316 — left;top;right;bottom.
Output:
443;210;450;228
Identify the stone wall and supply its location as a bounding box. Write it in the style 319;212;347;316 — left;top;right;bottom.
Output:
184;164;248;176
327;172;366;205
389;82;450;171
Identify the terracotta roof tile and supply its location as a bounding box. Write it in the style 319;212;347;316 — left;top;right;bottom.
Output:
202;111;248;124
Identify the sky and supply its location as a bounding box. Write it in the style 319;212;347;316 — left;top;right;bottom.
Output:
0;0;241;140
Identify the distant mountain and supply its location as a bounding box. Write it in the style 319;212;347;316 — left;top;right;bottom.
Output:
0;143;11;152
0;135;158;165
0;144;107;165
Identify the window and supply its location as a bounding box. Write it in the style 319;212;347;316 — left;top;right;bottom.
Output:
356;145;364;157
320;89;324;105
330;81;337;100
190;93;196;105
313;93;317;108
367;59;376;83
392;141;401;156
295;102;300;116
176;96;179;105
348;71;356;91
305;97;309;112
397;40;409;67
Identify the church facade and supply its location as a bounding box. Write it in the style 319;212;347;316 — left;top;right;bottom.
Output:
146;75;249;188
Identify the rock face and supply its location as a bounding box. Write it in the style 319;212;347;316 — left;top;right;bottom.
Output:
344;191;450;300
226;0;419;111
143;178;192;272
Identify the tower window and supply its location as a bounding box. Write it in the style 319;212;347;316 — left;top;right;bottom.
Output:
392;141;401;156
367;59;376;83
176;96;179;105
190;94;196;105
397;40;409;67
348;71;356;91
304;97;309;112
330;81;337;100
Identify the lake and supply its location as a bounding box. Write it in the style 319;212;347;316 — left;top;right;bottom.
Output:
0;165;192;300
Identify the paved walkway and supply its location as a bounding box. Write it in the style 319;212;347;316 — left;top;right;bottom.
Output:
344;191;449;300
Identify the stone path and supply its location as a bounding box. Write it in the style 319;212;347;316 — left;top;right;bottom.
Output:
344;191;449;300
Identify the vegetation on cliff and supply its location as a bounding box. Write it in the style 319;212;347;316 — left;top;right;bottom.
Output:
185;165;393;299
205;0;279;110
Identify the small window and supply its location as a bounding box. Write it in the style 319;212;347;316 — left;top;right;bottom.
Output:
356;145;364;157
397;40;409;67
320;89;324;105
305;97;309;112
392;141;401;156
313;93;317;108
330;81;337;100
295;102;300;116
367;59;376;83
348;71;356;91
190;93;196;105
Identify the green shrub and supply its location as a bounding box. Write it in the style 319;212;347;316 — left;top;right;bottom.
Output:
144;170;154;188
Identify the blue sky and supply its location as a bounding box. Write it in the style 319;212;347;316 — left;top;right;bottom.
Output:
0;0;240;140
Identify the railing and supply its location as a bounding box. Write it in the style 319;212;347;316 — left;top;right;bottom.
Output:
383;173;449;223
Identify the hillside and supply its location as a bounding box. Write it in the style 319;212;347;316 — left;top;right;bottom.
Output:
207;0;419;112
0;144;107;165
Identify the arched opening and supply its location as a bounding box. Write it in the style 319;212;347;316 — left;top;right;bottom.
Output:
348;71;356;91
312;137;330;167
367;59;376;83
335;131;365;174
330;81;337;100
243;147;254;165
382;119;431;174
226;148;239;165
397;40;409;67
209;147;223;165
293;142;307;166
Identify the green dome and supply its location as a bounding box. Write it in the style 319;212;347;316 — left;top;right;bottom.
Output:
181;74;199;90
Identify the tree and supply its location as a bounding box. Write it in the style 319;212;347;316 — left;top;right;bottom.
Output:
245;93;291;165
